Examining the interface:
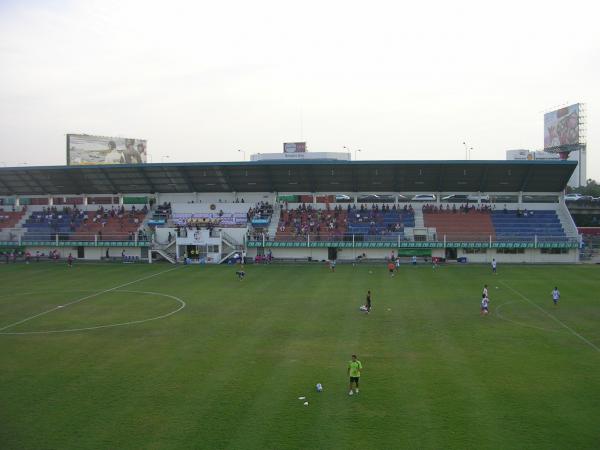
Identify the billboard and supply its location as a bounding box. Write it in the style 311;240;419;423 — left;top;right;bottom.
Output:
506;149;534;160
283;142;306;153
67;134;147;165
544;104;580;149
506;149;559;161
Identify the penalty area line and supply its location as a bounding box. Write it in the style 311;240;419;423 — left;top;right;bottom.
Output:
0;266;179;332
499;280;600;355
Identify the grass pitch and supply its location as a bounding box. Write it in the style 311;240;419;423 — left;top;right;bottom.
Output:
1;262;599;449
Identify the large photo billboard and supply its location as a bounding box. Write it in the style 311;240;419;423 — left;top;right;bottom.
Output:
544;104;580;149
283;142;306;153
67;134;147;165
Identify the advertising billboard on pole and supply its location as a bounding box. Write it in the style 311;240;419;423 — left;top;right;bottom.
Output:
543;104;581;149
67;134;147;165
283;142;307;153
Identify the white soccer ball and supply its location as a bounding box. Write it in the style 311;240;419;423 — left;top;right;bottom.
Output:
316;383;323;392
303;401;309;406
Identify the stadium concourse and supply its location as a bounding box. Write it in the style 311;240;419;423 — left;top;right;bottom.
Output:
0;159;582;264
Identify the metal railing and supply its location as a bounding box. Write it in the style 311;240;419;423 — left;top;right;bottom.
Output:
247;232;580;247
0;229;150;245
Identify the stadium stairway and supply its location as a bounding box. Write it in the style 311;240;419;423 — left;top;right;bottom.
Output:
412;208;424;227
556;203;579;238
153;240;177;263
266;203;281;238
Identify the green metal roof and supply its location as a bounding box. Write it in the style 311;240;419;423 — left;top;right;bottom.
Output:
0;160;577;195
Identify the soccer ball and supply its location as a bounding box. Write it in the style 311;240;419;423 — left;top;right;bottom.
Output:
303;401;309;406
316;383;323;392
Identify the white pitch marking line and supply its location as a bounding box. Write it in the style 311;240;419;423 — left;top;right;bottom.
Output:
0;290;186;335
0;267;179;332
500;280;600;354
495;301;562;333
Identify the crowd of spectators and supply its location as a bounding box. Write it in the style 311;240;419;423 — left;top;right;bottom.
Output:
247;201;273;222
514;207;534;217
31;205;86;233
347;203;410;213
2;249;60;263
348;204;413;236
247;228;267;241
422;203;494;214
175;219;218;237
84;205;147;226
278;204;347;239
154;202;172;220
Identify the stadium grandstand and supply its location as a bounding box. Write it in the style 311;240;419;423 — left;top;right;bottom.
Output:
0;159;583;264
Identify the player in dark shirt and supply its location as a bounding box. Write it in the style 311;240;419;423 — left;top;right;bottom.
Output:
236;266;245;281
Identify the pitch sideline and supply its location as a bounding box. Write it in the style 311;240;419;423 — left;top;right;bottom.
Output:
499;280;600;354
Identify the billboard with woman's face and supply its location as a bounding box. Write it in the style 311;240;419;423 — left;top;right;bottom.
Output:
67;134;147;165
544;104;580;149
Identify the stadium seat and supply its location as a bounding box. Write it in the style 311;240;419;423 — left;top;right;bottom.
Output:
491;210;566;242
423;210;495;241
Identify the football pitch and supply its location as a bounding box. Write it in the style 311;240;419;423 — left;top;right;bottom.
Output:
1;262;599;450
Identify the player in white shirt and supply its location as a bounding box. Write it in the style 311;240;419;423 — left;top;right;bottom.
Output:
480;294;490;315
483;284;489;298
491;258;497;274
552;287;560;306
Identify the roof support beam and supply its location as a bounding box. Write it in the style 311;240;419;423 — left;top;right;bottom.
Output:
179;168;199;192
136;167;157;193
0;176;12;195
306;166;317;192
436;165;443;192
67;171;87;194
14;171;44;194
216;167;233;191
100;169;119;193
264;165;275;192
520;166;534;192
478;165;489;192
393;166;402;192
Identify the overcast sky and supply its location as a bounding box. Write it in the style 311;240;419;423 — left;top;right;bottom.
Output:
0;0;598;179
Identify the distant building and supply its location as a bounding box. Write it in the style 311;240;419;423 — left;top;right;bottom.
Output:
251;142;350;161
250;151;351;161
506;149;586;188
